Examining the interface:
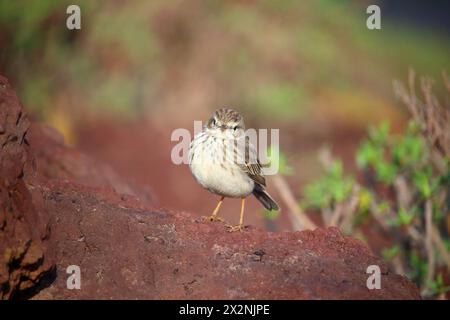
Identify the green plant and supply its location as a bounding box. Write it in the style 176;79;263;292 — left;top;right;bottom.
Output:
300;73;450;298
426;273;450;297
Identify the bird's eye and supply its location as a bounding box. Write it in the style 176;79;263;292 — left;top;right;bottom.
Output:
210;118;216;126
233;126;238;131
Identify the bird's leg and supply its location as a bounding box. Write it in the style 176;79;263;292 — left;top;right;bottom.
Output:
202;196;225;222
227;198;245;232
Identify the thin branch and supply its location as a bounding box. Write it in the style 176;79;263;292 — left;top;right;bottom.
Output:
322;207;332;227
424;199;435;287
431;225;450;272
328;204;342;227
272;174;317;231
392;255;406;276
394;175;412;209
340;186;361;234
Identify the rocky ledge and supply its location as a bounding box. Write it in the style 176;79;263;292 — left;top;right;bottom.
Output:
0;75;420;299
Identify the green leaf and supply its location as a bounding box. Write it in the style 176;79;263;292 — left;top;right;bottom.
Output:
413;170;431;198
443;239;450;252
376;201;390;215
302;159;354;210
303;181;331;209
382;246;400;261
357;188;372;212
356;141;382;168
409;250;428;284
397;207;415;225
392;135;423;167
426;273;450;295
374;161;397;185
368;121;390;145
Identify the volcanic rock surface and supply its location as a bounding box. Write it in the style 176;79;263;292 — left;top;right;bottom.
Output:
0;75;420;299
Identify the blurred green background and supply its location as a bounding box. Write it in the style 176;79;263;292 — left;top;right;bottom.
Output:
1;0;449;299
1;0;449;133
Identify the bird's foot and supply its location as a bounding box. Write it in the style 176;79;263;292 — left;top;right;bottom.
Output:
226;224;245;232
202;215;225;223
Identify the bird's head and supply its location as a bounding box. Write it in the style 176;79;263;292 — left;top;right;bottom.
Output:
205;108;245;139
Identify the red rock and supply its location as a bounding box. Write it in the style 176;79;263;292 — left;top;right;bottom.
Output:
0;75;421;299
0;75;55;299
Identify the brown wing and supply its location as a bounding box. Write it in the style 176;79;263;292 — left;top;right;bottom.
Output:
241;160;266;187
238;139;266;187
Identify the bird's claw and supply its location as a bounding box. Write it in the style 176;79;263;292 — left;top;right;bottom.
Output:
202;215;225;223
226;224;245;232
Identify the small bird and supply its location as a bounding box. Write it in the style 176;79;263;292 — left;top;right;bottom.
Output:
188;108;280;232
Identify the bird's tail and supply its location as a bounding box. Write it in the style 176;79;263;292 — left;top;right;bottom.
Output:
252;185;280;211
